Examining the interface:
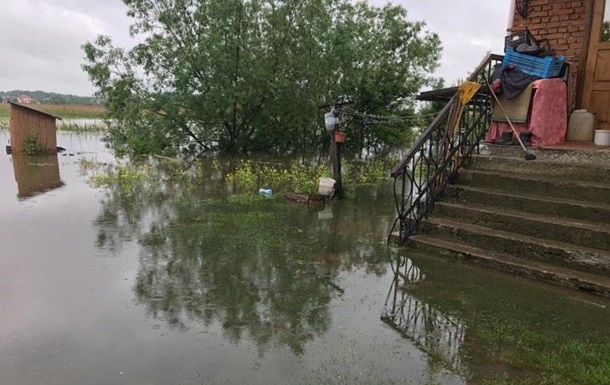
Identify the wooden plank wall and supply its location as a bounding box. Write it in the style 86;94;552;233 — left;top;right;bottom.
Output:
9;104;58;154
12;154;62;198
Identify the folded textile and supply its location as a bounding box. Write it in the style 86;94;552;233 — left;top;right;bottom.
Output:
491;64;541;100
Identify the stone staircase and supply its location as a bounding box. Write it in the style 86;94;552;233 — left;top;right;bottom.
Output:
406;145;610;297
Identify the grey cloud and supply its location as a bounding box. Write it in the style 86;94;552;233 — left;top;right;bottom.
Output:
0;0;130;95
384;0;511;85
0;0;511;96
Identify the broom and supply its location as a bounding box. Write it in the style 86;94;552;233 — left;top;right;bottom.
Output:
487;84;537;161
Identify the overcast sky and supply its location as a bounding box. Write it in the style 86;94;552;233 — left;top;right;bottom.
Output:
0;0;511;96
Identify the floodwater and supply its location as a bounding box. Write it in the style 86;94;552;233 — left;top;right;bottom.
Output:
1;131;610;385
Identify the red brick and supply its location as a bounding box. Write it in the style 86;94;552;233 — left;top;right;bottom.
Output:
510;0;590;110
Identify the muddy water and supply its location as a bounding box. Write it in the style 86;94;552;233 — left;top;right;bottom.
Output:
1;132;609;385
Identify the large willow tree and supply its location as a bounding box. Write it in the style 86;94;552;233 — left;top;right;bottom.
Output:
83;0;441;155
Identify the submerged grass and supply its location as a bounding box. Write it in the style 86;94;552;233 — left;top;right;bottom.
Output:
80;154;396;199
226;156;398;196
58;122;107;133
226;160;330;195
405;253;610;385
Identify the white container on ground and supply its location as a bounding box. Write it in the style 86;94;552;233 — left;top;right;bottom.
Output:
567;110;596;142
318;177;336;196
594;130;610;146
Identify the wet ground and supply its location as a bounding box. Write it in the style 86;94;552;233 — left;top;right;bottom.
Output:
1;132;609;385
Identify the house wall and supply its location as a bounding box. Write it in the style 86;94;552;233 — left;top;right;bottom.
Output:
9;104;58;154
510;0;593;110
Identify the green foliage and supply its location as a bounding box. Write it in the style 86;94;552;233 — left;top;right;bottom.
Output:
288;162;329;195
415;78;447;129
82;0;441;156
84;154;392;199
225;157;394;196
23;131;39;155
226;160;329;196
344;156;397;185
88;162;153;193
225;160;258;193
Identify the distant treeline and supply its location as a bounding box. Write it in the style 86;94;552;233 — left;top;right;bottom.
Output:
0;90;103;105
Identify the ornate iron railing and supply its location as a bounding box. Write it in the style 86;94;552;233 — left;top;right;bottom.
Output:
389;54;504;243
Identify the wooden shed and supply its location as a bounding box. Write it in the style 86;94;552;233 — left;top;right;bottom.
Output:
9;102;61;154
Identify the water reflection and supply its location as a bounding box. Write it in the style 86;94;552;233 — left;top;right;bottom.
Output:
11;153;63;199
382;256;466;372
89;159;394;354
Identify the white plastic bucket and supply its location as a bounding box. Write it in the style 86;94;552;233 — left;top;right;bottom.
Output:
594;130;610;146
318;177;336;196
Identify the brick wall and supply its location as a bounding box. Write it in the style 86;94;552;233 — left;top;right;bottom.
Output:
510;0;591;109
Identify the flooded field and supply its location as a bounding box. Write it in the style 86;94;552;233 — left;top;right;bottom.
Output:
1;132;609;385
57;118;107;131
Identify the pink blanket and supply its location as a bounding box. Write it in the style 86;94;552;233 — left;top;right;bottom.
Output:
486;78;567;146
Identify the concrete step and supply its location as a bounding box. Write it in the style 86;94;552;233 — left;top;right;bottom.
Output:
446;184;610;224
482;144;610;165
431;201;610;250
468;155;610;184
420;217;610;277
408;235;610;297
458;169;610;204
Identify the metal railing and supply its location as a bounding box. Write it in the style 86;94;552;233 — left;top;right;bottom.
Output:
389;54;504;243
382;256;466;371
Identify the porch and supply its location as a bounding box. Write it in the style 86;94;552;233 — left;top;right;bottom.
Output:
389;0;610;295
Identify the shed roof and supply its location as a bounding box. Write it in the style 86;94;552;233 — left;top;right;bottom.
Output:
8;102;62;121
416;87;458;102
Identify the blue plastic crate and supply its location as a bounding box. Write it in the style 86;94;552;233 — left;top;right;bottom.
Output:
502;48;565;79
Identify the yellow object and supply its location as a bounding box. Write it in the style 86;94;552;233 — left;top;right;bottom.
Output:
451;82;482;136
458;81;481;105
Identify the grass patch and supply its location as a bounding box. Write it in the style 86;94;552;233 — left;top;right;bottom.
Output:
405;254;610;385
0;103;105;119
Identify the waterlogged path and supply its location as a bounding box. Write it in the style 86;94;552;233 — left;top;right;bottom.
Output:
1;132;609;385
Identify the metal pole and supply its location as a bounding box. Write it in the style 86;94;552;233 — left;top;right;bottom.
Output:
329;111;343;198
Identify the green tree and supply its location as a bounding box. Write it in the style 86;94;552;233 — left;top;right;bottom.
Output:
415;78;447;130
83;0;441;155
603;21;610;42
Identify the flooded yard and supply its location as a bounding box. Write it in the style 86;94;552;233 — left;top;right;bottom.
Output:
1;132;609;385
